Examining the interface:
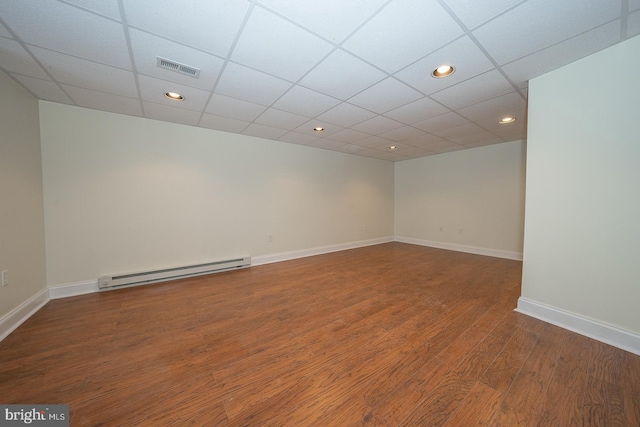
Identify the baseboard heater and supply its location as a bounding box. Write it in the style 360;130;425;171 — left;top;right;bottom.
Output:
98;256;251;291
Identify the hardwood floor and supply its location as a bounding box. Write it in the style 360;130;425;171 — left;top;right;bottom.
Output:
0;242;638;426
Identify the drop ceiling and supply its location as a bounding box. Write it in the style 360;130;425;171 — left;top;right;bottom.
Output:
1;0;638;161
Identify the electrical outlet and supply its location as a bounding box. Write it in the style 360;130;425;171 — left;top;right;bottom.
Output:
1;270;8;287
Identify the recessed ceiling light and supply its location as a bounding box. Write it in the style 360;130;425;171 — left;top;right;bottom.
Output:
313;127;324;132
165;92;184;101
499;117;516;124
432;64;455;78
389;145;397;150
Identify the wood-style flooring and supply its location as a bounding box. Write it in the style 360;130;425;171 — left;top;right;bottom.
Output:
0;242;638;426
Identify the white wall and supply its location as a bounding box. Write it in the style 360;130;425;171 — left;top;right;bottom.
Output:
0;71;47;320
39;102;394;287
521;35;640;335
394;140;526;259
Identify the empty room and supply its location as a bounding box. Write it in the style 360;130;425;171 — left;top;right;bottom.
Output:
1;0;639;425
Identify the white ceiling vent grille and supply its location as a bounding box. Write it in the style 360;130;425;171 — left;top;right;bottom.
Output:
156;57;200;78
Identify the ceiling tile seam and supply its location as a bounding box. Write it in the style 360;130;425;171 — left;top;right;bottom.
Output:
497;17;628;74
118;0;146;117
197;0;263;131
434;0;526;101
57;0;123;24
463;0;529;32
0;15;77;106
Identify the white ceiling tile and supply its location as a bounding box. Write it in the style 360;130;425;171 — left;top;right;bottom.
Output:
138;74;210;112
256;0;388;43
334;144;368;154
473;0;622;65
205;94;267;122
490;121;527;141
199;113;250;134
403;134;446;149
243;123;289;140
354;135;396;148
30;46;137;97
351;115;404;134
413;111;469;133
501;21;621;87
123;0;249;58
292;121;344;137
62;0;122;20
357;148;408;161
231;7;334;82
378;126;426;142
441;0;523;30
298;49;386;100
342;0;464;73
383;97;450;124
316;102;376;127
394;36;496;95
62;85;142;116
325;129;370;143
627;10;640;37
277;131;319;146
142;101;201;126
13;75;73;104
0;0;131;69
433;123;486;139
254;108;310;130
430;69;514;110
215;62;292;106
475;109;527;131
457;91;526;121
348;77;423;114
308;139;348;151
0;39;50;79
129;29;224;90
272;85;340;117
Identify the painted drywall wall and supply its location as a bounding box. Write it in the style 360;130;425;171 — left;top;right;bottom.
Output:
0;71;47;319
522;35;640;334
394;140;526;259
39;102;394;287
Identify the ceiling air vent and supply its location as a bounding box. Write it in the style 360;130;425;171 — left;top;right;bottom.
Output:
156;57;200;78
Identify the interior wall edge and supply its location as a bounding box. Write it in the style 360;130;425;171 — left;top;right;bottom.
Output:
516;297;640;356
0;288;50;342
395;236;523;261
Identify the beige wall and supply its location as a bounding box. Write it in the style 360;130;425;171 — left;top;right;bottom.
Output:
522;35;640;334
394;140;526;258
39;102;394;286
0;72;47;319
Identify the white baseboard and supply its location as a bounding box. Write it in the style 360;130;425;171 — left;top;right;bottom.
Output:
394;236;523;261
49;280;99;299
252;236;394;266
0;288;50;342
516;297;640;356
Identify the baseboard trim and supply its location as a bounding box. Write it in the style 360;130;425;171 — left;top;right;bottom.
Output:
0;288;50;342
394;236;523;261
49;280;99;299
516;297;640;356
252;237;394;266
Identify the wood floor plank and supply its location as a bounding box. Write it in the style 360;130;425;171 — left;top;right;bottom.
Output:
1;242;638;425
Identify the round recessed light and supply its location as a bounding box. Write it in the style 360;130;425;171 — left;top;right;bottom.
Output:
432;64;455;78
313;127;324;132
499;117;516;124
165;92;184;101
389;145;397;150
